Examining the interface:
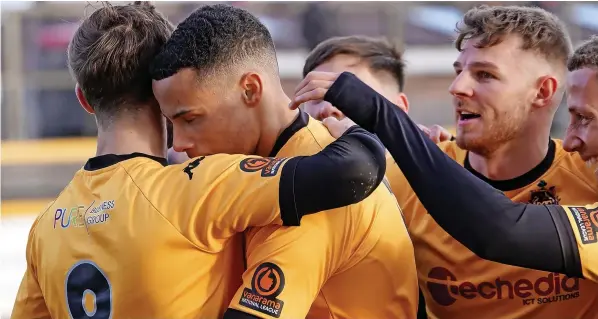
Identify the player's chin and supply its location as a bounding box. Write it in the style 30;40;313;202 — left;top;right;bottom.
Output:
455;133;487;152
455;127;479;142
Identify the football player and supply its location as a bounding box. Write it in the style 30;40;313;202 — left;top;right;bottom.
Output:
150;5;418;319
292;35;598;294
291;6;598;319
9;3;389;319
300;35;430;319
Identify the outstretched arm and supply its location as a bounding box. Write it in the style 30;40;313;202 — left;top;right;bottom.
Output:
292;71;582;277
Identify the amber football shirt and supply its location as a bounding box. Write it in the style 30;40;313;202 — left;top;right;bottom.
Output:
387;140;598;319
228;111;418;319
11;153;299;319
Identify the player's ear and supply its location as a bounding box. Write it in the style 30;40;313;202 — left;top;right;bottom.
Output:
75;84;95;114
397;92;410;113
239;72;263;108
389;92;409;113
533;75;558;109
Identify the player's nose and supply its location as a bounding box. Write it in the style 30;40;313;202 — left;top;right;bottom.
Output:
449;72;474;98
563;133;583;153
172;136;194;154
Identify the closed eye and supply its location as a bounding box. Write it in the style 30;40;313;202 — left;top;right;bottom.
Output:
476;71;495;80
570;112;593;128
579;114;592;126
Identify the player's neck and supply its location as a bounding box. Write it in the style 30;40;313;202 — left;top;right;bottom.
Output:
254;93;299;157
95;116;166;159
468;131;550;181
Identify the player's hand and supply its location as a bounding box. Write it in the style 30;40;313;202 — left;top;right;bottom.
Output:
417;124;453;143
322;117;357;139
289;71;342;110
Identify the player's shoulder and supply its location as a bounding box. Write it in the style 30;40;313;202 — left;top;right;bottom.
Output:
27;198;59;239
551;139;598;187
553;139;583;169
286;181;404;255
126;153;272;203
343;180;404;227
124;154;244;181
337;182;410;261
304;178;400;223
26;179;78;246
305;116;336;146
383;153;412;201
436;140;466;162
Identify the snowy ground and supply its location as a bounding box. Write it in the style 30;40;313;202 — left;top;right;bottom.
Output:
0;215;36;319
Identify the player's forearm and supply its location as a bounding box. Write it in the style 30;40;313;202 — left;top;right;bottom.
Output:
280;125;386;224
324;72;581;277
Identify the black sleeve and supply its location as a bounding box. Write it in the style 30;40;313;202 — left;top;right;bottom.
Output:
324;72;582;277
223;308;261;319
278;125;386;226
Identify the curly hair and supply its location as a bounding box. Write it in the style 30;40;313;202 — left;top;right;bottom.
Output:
150;4;278;81
303;36;406;92
455;5;572;68
67;1;174;125
567;36;598;71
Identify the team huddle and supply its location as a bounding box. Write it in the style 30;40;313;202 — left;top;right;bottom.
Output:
9;2;598;319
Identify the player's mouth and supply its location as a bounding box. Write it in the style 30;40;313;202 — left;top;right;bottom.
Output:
457;111;481;125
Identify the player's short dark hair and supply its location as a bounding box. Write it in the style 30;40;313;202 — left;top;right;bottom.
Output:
455;5;572;69
67;2;174;125
567;36;598;71
303;36;406;92
150;4;277;82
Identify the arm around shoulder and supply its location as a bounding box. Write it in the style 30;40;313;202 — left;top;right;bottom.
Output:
287;125;387;218
138;126;386;250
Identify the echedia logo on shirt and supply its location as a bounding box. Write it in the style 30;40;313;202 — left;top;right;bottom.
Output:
426;267;580;306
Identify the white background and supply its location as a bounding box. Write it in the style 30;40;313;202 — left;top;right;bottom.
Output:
1;215;36;319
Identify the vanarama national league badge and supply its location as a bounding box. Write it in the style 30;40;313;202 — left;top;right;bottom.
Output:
238;262;286;318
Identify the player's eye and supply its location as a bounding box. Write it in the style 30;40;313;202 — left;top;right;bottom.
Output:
571;113;592;127
454;69;462;76
476;71;495;80
579;114;592;126
184;117;196;124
